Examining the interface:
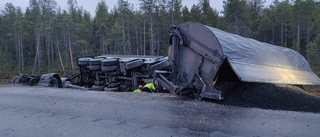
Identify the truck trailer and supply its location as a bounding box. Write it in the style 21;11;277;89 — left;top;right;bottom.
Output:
11;22;320;100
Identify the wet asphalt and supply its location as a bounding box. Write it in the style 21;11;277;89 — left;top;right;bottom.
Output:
0;85;319;137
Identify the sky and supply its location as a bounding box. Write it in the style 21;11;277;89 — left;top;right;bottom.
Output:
0;0;274;17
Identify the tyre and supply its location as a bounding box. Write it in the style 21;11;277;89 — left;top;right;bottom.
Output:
101;58;118;66
10;76;21;84
101;59;119;72
89;58;102;65
89;65;101;71
89;58;102;71
78;57;92;66
101;65;118;72
49;77;59;87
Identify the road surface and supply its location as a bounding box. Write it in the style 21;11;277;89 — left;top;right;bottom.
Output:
0;85;319;137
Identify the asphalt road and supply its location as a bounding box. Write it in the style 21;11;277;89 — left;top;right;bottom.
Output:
0;85;319;137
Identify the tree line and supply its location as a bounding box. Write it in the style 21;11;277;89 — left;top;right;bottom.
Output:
0;0;320;78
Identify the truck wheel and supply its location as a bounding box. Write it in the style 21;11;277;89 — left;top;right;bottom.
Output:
89;65;101;71
89;58;102;71
50;77;59;87
78;57;92;66
10;76;21;84
101;59;119;72
89;58;102;65
101;58;118;66
101;65;118;72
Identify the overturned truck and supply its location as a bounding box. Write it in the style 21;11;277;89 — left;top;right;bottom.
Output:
73;55;170;91
11;22;320;100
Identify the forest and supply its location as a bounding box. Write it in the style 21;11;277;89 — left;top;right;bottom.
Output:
0;0;320;81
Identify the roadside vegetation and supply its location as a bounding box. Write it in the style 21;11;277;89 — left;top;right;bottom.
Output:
1;0;320;82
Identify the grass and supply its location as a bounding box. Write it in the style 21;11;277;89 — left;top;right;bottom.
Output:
0;72;16;84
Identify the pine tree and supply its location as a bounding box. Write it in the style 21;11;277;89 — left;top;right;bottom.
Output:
199;0;220;27
94;0;109;54
223;0;251;37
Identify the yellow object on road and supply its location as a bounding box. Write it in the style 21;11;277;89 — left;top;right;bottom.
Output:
144;83;156;91
133;89;142;92
133;83;156;92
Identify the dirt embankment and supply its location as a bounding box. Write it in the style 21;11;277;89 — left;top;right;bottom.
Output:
217;83;320;113
0;79;10;84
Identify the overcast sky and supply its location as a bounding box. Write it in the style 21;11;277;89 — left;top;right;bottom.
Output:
0;0;274;17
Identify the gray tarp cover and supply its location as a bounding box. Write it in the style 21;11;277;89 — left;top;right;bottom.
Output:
205;26;320;85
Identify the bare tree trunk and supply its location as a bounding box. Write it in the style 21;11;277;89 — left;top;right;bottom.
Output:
47;34;50;72
32;31;41;75
68;34;74;74
37;31;41;73
20;35;24;71
297;16;300;52
306;22;311;61
127;22;132;54
32;47;38;75
284;16;287;47
18;34;21;73
272;24;275;44
135;26;139;55
144;19;146;56
15;33;20;73
18;35;22;72
49;12;53;69
150;15;154;56
157;27;160;56
139;27;141;55
51;38;54;67
281;21;284;46
122;9;126;54
57;41;66;76
64;34;69;68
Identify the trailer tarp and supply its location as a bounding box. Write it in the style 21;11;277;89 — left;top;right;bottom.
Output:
203;25;320;85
